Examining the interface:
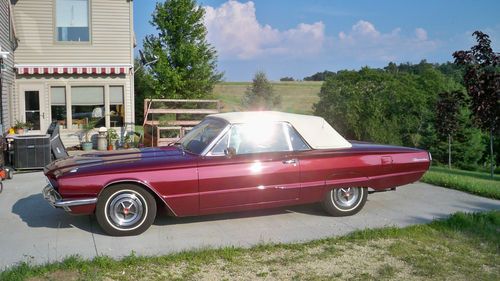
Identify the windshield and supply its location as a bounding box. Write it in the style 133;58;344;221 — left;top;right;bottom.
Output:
178;118;227;154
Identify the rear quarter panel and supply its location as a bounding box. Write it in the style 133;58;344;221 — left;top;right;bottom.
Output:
296;146;430;202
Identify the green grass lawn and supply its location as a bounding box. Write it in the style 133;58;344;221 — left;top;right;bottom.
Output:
421;166;500;199
2;211;498;281
213;81;322;114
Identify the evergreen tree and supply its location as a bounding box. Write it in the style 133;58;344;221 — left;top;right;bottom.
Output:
242;71;281;111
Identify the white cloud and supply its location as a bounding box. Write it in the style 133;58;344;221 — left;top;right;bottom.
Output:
204;0;325;59
415;28;428;41
335;20;437;62
352;20;380;38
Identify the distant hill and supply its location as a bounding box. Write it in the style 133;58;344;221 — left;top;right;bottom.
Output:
212;81;323;114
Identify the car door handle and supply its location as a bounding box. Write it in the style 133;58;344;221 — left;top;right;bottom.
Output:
282;159;298;165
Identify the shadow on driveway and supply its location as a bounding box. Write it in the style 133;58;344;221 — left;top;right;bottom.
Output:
12;193;93;232
154;203;328;226
11;192;332;233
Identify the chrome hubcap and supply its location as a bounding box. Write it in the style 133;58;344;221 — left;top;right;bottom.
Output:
333;187;360;208
107;192;144;227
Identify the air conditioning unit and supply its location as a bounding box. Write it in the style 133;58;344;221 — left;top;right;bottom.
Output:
12;135;52;169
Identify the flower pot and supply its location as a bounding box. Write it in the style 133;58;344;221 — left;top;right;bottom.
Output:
15;128;25;135
82;142;93;151
107;145;114;151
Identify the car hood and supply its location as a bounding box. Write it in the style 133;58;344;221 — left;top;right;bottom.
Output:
45;146;195;178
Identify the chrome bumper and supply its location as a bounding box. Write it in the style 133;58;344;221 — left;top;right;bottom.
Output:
42;184;97;211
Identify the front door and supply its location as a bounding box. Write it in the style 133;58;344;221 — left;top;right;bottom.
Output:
198;122;301;212
198;153;300;211
19;84;46;133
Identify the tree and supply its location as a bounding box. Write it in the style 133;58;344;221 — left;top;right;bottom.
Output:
280;77;294;82
304;70;335;81
242;71;281;110
453;31;499;177
313;64;463;147
133;59;155;124
435;90;466;168
142;0;223;99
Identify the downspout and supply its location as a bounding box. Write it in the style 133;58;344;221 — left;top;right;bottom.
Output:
9;0;19;48
129;0;135;133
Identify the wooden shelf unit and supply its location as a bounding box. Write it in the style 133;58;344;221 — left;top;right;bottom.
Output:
143;99;220;147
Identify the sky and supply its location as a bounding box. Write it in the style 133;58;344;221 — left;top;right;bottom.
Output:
134;0;500;81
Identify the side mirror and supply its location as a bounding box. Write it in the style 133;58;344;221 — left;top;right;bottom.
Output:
224;147;236;158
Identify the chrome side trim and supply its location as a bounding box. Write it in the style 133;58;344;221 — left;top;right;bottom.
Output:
54;198;97;207
43;184;97;209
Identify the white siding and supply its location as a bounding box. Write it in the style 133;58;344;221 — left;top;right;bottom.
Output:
0;0;15;129
13;0;133;65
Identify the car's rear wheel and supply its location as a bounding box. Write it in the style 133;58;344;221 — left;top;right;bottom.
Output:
322;187;367;216
96;184;156;236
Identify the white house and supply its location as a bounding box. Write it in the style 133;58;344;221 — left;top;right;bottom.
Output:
12;0;135;147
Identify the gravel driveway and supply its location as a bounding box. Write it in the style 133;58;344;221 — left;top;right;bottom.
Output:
1;171;499;269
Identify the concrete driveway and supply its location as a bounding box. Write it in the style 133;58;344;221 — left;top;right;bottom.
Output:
1;171;499;269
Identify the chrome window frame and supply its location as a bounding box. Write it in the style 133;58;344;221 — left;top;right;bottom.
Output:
203;121;311;157
201;124;231;156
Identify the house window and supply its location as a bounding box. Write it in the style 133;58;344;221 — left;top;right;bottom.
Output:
56;0;90;42
110;86;124;127
71;86;104;128
51;87;67;129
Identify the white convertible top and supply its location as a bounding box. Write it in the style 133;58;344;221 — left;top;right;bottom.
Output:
208;111;352;149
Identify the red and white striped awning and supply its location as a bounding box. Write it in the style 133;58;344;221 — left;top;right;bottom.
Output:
15;65;132;75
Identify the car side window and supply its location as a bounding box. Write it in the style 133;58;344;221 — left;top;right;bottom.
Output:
210;122;295;155
210;132;229;156
235;123;292;154
286;125;311;151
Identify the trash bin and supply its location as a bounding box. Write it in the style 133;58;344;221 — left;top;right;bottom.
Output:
97;127;108;151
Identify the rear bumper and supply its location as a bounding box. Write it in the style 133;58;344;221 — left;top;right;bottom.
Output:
42;184;97;212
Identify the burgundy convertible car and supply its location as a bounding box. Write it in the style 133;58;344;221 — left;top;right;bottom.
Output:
43;111;431;236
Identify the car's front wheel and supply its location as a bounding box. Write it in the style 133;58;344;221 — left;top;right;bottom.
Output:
322;187;367;216
96;184;157;236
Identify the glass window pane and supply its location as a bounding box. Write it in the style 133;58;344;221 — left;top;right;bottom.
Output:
71;86;104;128
51;87;67;129
287;125;310;151
180;119;227;154
24;91;40;130
210;132;229;155
56;0;89;42
110;86;124;127
230;123;291;154
25;91;40;111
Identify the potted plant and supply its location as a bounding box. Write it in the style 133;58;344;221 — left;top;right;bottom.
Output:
13;120;30;134
107;128;118;150
123;133;132;149
81;121;96;151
